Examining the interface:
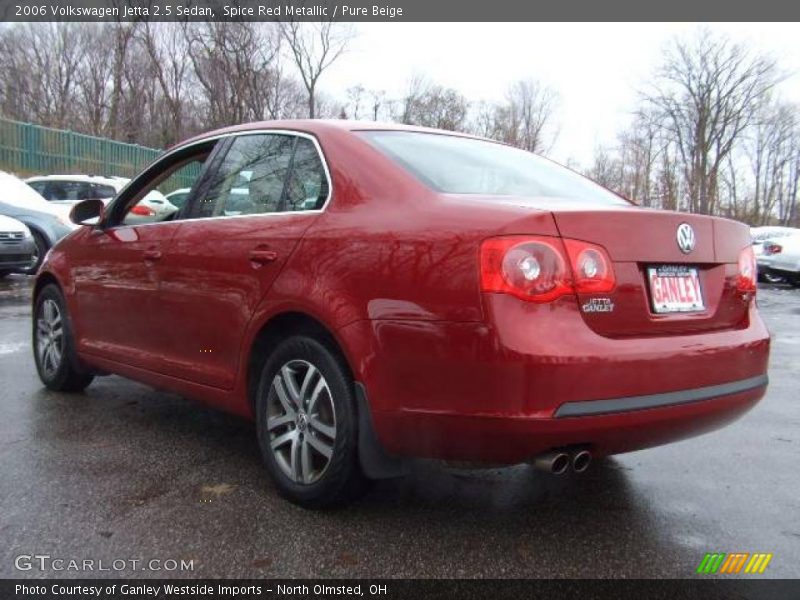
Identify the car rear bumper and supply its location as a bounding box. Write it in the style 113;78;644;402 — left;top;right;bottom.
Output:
343;294;770;464
373;379;766;463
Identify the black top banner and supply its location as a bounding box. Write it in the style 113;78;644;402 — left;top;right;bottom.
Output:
1;0;799;22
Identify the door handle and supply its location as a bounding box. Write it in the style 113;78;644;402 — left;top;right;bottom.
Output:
143;249;162;261
249;249;278;264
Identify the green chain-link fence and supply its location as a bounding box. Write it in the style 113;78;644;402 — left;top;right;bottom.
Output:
0;117;197;192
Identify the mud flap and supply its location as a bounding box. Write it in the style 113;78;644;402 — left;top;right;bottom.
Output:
355;382;409;479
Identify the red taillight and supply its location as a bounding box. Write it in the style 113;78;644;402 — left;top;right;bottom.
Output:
737;246;757;293
130;204;155;216
480;236;615;302
563;239;615;294
763;243;782;255
480;237;572;302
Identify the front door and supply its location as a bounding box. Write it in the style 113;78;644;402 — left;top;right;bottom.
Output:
72;221;181;369
72;140;222;370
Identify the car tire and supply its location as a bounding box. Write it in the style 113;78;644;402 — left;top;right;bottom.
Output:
255;335;367;508
33;284;94;392
24;230;49;275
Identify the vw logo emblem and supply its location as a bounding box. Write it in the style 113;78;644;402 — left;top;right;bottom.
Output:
677;223;696;254
296;412;308;432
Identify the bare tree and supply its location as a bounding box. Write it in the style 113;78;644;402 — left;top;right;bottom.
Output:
343;85;367;120
279;22;354;118
740;100;799;225
644;28;779;214
186;22;295;127
586;145;624;193
396;76;469;131
0;23;84;129
138;22;195;146
368;89;387;121
496;79;559;153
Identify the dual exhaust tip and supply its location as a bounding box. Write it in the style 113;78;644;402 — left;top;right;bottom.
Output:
533;449;592;475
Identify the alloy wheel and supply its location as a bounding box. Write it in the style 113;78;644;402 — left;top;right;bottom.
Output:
266;359;337;485
36;298;64;379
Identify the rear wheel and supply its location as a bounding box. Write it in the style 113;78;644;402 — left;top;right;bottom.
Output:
255;335;366;508
33;284;94;392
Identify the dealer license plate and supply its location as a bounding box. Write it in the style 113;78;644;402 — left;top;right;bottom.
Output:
647;265;705;314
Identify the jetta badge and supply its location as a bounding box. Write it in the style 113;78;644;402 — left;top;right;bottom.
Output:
677;223;696;254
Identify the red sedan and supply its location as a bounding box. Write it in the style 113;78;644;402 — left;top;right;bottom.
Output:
32;121;770;507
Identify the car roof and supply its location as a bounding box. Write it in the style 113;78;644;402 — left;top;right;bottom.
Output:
171;119;489;152
26;174;124;186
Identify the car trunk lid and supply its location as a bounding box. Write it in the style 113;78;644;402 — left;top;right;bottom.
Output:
549;205;752;337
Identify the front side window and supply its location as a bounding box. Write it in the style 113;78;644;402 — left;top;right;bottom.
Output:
120;157;209;226
360;131;628;206
104;142;215;227
27;181;47;196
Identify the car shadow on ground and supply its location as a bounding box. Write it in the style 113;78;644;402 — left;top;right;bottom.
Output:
20;377;689;577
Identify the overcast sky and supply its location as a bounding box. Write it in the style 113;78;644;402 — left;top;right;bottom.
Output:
324;22;800;166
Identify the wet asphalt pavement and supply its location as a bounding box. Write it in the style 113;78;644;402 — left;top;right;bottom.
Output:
0;275;798;580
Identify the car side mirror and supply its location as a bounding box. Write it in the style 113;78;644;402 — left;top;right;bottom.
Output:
69;199;104;226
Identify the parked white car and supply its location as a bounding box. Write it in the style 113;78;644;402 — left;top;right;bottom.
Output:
164;187;191;210
750;226;800;283
26;174;178;224
763;235;800;287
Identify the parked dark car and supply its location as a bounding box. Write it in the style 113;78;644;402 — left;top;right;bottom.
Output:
0;214;36;276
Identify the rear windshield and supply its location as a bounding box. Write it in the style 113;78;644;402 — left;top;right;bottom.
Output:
360;131;628;206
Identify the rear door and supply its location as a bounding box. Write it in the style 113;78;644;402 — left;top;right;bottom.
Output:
156;132;331;389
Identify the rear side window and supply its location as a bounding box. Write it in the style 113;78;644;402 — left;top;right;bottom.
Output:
41;180;91;201
27;181;47;196
193;133;329;218
360;131;628;206
196;134;294;219
284;138;329;212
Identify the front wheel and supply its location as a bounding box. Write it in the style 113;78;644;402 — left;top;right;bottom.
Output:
33;284;94;392
255;336;366;508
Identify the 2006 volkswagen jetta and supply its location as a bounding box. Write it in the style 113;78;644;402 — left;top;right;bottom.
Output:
32;121;770;507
